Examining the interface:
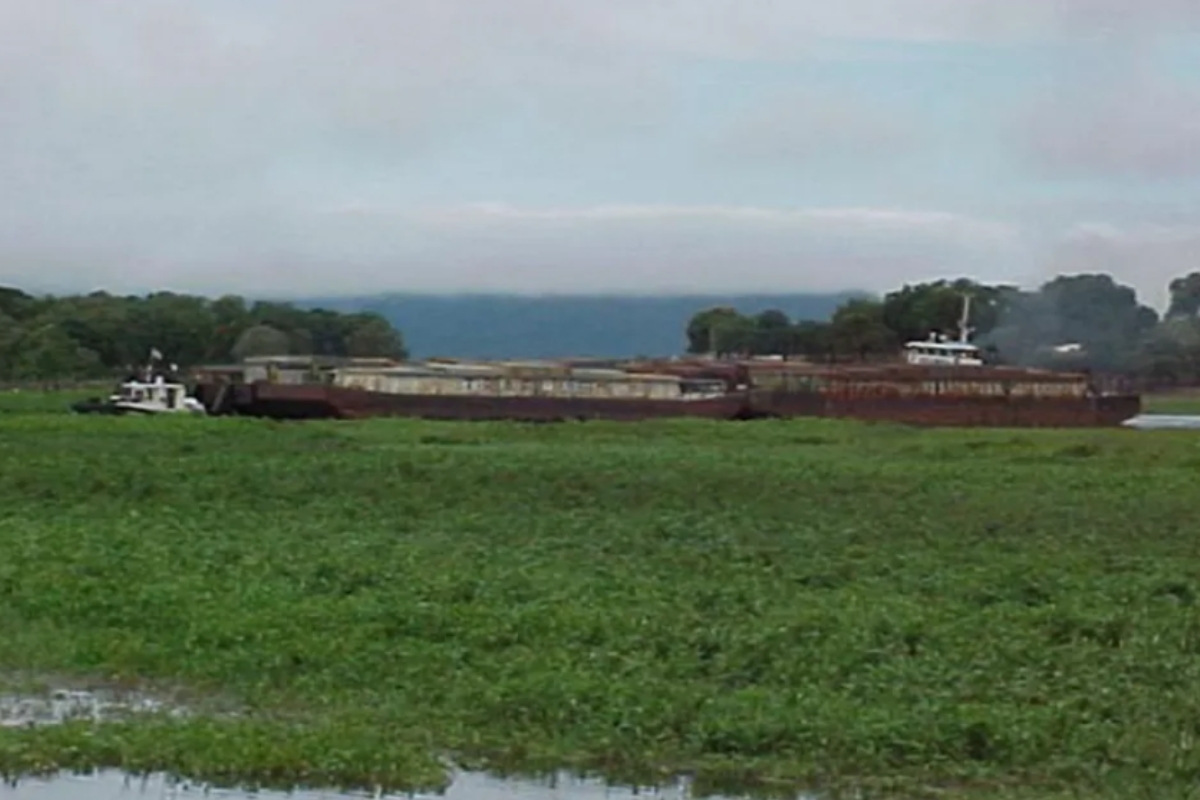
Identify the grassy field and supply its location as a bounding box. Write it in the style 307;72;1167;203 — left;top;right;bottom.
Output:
1144;390;1200;415
0;387;100;415
2;393;1200;798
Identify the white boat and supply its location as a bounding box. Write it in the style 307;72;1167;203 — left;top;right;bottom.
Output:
71;351;207;416
108;374;207;415
902;294;984;367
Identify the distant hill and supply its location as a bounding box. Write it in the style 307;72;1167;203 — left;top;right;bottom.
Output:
294;293;863;359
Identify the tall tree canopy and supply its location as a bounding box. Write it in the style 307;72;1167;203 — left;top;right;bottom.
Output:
881;279;1015;344
984;274;1158;372
0;287;407;382
1168;272;1200;319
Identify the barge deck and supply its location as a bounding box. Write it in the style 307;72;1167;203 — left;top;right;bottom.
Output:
190;358;1140;428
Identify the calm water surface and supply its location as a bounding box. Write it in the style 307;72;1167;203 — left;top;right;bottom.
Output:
0;769;774;800
1122;413;1200;429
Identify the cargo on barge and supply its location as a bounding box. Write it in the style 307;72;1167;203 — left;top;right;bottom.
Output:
742;362;1139;428
191;358;753;422
188;355;1139;427
187;297;1141;428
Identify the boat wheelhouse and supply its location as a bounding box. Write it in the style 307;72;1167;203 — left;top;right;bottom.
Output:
106;373;207;415
902;338;983;367
71;350;207;416
902;293;983;367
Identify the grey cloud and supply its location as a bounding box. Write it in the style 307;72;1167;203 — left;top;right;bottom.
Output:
0;0;671;197
710;88;922;165
1017;70;1200;180
559;0;1200;59
0;0;1196;300
8;203;1025;297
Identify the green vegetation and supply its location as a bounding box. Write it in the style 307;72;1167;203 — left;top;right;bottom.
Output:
0;386;106;415
687;272;1200;385
0;286;406;383
9;269;1200;388
1144;391;1200;415
2;399;1200;797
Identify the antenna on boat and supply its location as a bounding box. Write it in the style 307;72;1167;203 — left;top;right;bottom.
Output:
958;294;974;344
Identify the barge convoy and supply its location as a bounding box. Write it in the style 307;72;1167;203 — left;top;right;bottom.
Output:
84;298;1140;428
182;354;1138;428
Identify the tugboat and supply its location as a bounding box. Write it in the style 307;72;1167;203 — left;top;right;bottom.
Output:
71;349;207;416
901;294;984;367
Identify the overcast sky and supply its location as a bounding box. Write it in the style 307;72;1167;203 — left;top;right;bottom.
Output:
1;0;1198;305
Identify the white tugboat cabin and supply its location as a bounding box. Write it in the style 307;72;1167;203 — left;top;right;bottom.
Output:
71;350;207;416
902;294;984;367
108;373;207;415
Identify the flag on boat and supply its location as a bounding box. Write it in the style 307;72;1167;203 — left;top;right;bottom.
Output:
150;347;163;361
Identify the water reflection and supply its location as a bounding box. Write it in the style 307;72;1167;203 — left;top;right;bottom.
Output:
0;689;813;799
0;769;752;799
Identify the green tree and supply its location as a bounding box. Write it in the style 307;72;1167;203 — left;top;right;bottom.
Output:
685;307;744;354
829;299;895;360
50;293;136;369
881;279;1012;344
0;287;409;380
0;287;35;321
750;309;793;355
9;323;102;382
713;314;757;356
231;324;291;360
790;321;833;361
0;312;20;377
344;313;407;359
207;295;250;362
1167;272;1200;318
305;309;357;356
988;274;1157;371
1140;316;1200;386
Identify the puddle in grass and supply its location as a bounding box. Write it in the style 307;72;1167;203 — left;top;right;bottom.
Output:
0;687;818;800
0;769;818;799
0;688;187;728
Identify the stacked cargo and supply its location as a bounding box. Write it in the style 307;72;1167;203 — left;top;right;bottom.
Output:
189;355;1140;427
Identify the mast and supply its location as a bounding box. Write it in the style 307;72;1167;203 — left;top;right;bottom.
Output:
958;294;973;344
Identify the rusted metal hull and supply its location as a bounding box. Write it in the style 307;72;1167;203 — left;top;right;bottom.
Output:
741;361;1140;427
751;390;1140;427
191;359;1141;428
198;382;752;421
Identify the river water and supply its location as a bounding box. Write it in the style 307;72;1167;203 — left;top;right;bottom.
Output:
1121;414;1200;429
0;769;773;800
0;690;780;798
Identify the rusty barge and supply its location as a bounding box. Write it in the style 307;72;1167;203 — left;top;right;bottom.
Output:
192;358;753;422
742;362;1139;427
187;354;1140;428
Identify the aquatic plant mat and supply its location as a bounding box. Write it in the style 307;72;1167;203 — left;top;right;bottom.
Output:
2;408;1199;798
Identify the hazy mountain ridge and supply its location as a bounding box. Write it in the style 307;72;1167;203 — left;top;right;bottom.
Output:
295;293;863;359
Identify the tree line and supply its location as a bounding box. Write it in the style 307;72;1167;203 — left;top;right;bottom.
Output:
0;287;406;382
9;272;1200;384
686;272;1200;385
